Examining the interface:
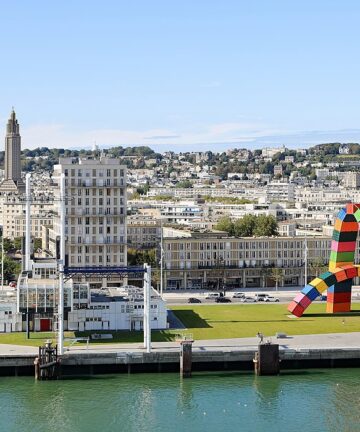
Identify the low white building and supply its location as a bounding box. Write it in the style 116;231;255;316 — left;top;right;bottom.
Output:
68;285;167;331
0;296;22;332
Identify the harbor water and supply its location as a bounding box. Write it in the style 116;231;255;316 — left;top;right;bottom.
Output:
0;369;359;432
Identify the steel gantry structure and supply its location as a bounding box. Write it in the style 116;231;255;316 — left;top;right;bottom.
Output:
56;174;152;355
59;263;153;355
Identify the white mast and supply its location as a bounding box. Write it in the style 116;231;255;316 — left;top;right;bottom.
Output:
58;173;66;355
25;173;31;272
160;219;164;296
143;263;151;353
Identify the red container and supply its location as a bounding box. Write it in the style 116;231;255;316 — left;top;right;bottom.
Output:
335;270;348;282
331;241;356;252
288;301;305;317
327;292;351;303
344;266;357;278
326;302;351;313
346;203;360;214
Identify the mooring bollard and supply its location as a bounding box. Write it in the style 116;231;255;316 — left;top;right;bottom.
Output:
180;335;194;378
253;342;280;376
34;340;61;380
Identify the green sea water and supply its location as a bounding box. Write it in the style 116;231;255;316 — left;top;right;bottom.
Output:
0;369;359;432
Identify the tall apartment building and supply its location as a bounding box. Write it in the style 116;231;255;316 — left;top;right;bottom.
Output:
52;156;127;288
0;109;25;194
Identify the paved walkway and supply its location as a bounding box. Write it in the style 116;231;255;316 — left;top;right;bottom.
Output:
1;332;360;356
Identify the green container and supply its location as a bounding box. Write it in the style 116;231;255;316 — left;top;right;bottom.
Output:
329;251;355;263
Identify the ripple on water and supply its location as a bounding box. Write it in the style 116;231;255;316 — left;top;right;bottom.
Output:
0;370;360;432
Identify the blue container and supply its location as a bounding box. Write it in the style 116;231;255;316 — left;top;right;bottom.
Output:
302;284;320;300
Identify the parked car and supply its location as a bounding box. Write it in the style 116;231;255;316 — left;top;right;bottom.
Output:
232;292;245;298
254;293;269;302
215;297;231;303
241;296;257;303
188;297;202;303
205;293;221;299
264;296;279;302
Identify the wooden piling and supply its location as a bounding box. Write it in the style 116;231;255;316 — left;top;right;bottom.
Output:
34;340;61;380
253;343;280;375
180;340;193;378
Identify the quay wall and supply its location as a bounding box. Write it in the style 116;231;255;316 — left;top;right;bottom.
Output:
1;347;360;376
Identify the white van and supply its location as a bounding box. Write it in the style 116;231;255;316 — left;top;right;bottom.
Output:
205;293;221;299
254;293;269;302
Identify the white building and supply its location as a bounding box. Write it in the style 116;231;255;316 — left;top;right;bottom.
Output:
0;294;22;333
68;286;167;331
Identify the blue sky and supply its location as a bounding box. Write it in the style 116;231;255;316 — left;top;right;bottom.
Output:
1;1;360;151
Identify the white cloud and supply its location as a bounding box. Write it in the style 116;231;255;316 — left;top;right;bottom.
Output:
20;121;360;152
21;120;274;150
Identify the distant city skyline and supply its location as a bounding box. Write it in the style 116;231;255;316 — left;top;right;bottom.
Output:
1;1;360;151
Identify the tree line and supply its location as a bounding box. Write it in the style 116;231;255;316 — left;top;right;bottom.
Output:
214;215;278;237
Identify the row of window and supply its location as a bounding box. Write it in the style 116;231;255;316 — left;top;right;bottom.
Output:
70;245;125;253
69;216;125;225
69;235;125;244
166;240;332;251
69;254;125;264
64;168;125;177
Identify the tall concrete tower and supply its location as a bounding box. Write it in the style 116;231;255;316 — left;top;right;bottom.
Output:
0;109;25;193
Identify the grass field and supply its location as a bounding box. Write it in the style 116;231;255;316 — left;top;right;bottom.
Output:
1;303;360;346
170;303;360;340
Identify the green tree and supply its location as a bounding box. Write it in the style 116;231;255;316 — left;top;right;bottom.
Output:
2;254;21;283
253;215;278;237
34;238;42;251
2;238;14;253
14;237;22;251
233;215;257;237
214;217;234;235
175;179;193;188
270;268;284;291
127;248;157;267
309;256;327;277
136;183;150;195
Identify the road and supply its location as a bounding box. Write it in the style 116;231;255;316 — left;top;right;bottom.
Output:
163;287;360;305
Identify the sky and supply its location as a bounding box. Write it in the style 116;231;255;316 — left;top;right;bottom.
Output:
1;0;360;152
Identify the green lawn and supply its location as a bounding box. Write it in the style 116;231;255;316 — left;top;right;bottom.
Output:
171;303;360;340
0;303;360;346
0;332;76;347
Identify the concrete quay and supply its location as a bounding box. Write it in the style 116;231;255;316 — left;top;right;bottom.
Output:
0;332;360;376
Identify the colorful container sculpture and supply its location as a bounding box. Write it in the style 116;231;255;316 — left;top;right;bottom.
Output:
288;203;360;317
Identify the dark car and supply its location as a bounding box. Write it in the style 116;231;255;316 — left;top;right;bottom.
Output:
215;297;231;303
188;297;202;303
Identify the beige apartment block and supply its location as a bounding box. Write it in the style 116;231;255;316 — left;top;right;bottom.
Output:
162;231;334;290
2;195;54;240
127;215;161;249
52;156;127;288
